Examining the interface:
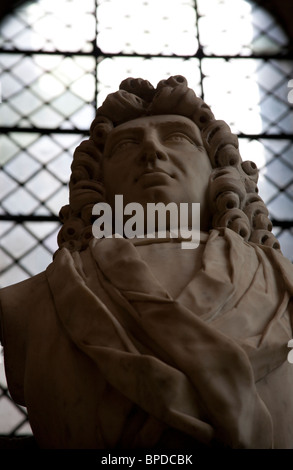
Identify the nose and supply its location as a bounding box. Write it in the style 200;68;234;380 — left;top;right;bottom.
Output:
139;131;168;164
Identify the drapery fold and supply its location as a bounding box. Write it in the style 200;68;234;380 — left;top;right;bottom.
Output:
44;228;293;447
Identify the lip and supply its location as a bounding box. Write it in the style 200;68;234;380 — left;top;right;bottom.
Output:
135;168;172;182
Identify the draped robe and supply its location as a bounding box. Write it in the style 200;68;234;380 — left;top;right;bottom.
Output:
1;228;293;448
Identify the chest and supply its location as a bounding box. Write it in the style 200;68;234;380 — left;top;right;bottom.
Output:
136;241;205;298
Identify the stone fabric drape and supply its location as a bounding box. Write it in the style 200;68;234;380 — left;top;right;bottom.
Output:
1;228;293;448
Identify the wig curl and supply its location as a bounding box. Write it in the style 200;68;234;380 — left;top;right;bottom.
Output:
56;75;280;253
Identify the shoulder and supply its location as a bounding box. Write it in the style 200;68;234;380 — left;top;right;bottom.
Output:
0;272;50;404
0;271;49;336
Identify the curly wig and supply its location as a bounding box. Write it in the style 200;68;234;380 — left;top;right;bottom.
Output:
56;75;280;253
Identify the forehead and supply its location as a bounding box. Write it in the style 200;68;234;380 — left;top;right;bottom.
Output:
107;114;202;138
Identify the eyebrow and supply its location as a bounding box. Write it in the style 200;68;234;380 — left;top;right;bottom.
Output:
110;126;144;140
105;119;203;153
105;126;143;150
157;121;202;142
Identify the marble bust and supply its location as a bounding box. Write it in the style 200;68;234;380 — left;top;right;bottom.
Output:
1;75;293;449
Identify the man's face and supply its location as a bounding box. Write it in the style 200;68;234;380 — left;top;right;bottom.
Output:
102;114;212;230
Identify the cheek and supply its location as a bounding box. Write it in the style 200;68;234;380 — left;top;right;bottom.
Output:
102;162;117;197
183;152;211;178
200;161;212;184
102;160;131;200
186;158;212;192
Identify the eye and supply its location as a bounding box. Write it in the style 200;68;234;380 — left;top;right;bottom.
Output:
164;132;195;145
111;139;140;156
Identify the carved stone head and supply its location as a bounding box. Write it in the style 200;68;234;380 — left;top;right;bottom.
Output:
57;75;280;253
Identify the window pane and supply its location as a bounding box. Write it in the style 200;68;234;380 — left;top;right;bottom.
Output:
0;221;59;288
239;138;293;225
0;55;96;130
0;0;96;52
202;59;293;134
197;0;288;55
274;229;293;262
97;0;198;55
97;57;202;106
0;133;83;216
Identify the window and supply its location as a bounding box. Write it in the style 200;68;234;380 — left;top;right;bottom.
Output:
0;0;292;439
